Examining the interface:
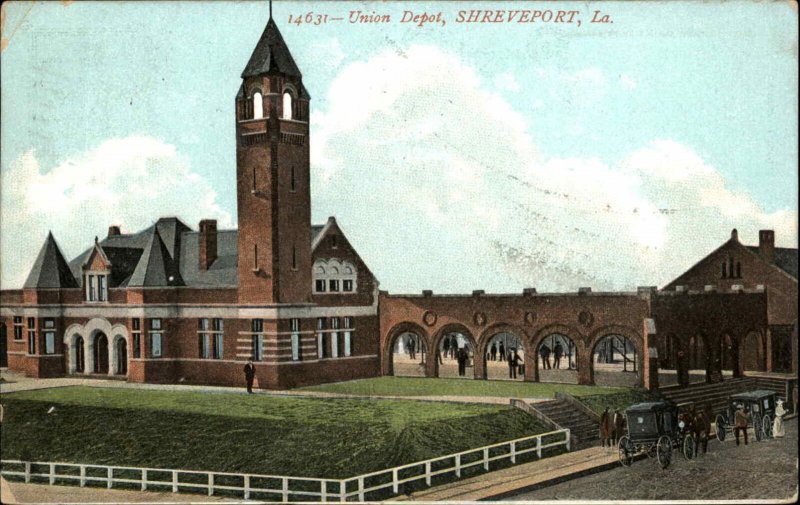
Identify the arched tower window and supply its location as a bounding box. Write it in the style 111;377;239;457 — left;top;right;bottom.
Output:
736;262;741;278
282;92;293;120
253;92;263;119
721;262;727;278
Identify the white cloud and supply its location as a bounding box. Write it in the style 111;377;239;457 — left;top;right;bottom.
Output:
619;74;637;90
1;136;232;288
493;71;521;92
310;45;797;293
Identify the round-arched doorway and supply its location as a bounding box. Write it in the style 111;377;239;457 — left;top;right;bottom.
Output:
94;332;109;374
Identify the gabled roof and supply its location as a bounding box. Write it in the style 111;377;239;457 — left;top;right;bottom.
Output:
126;228;184;287
745;246;798;280
312;216;378;282
241;17;310;99
23;232;79;289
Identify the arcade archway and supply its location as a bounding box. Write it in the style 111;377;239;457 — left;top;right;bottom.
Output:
483;332;525;381
591;334;640;387
536;333;579;384
94;332;109;374
436;328;476;379
390;331;428;377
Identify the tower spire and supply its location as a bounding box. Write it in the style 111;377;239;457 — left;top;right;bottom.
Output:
269;0;272;19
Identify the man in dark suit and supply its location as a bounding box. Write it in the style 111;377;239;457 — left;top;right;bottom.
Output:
244;360;256;393
508;349;520;379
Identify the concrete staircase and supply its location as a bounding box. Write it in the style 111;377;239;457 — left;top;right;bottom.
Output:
533;398;599;448
659;377;759;414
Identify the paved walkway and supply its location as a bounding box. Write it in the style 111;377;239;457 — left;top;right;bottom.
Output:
400;445;619;502
0;371;545;405
0;476;235;504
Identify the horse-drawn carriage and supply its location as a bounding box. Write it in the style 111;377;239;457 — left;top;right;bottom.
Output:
618;401;696;469
715;390;778;443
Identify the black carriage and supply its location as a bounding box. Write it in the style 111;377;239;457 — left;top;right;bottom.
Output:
617;401;696;469
715;390;777;443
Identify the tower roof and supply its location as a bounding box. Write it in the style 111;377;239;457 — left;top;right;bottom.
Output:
24;232;79;289
242;17;302;79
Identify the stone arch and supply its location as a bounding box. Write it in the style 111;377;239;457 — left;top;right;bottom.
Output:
477;323;530;381
742;330;765;372
383;322;430;376
110;333;128;376
588;325;644;387
63;318;128;377
63;331;84;374
432;323;477;379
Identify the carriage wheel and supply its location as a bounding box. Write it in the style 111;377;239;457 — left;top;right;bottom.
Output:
618;435;633;467
657;436;673;469
682;435;696;460
715;415;726;442
762;415;772;440
753;416;763;442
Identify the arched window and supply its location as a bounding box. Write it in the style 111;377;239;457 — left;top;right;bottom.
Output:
313;259;357;294
253;92;263;119
721;262;727;278
282;92;293;120
735;262;741;278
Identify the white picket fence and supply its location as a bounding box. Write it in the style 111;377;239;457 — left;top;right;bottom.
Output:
0;428;569;501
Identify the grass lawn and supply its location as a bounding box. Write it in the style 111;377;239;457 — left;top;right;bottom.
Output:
0;386;549;479
300;376;633;398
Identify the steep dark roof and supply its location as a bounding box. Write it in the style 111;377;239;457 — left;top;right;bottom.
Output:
241;18;310;99
745;246;798;280
178;230;239;287
127;228;184;287
311;225;325;244
24;232;79;289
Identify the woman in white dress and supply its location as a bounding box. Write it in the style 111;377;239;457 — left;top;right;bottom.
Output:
773;399;786;438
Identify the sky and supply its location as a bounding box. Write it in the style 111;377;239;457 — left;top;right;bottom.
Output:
1;1;797;293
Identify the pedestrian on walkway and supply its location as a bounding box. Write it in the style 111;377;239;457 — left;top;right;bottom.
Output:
408;337;416;360
508;349;520;379
693;408;709;454
498;342;506;362
773;399;786;438
600;407;613;449
553;342;563;369
243;360;256;394
540;345;551;370
734;404;749;446
457;347;467;376
443;336;451;361
490;342;497;361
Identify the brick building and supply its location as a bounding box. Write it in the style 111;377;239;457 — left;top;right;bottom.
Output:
0;17;795;390
0;18;381;389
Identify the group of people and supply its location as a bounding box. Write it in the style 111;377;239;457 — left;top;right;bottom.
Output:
487;341;515;361
539;342;566;370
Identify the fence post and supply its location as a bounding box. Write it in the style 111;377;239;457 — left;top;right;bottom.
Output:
24;462;30;483
392;468;398;494
142;469;147;491
80;465;86;487
172;470;178;493
321;480;327;502
483;448;489;471
425;462;431;486
208;473;214;496
244;475;250;500
536;436;542;458
282;477;289;502
358;476;365;501
510;442;516;464
49;463;55;485
107;467;113;489
455;455;461;477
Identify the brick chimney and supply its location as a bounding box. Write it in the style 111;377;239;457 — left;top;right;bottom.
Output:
199;219;218;270
107;225;121;237
758;230;775;264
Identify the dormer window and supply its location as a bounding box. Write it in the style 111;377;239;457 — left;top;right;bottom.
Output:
86;273;109;302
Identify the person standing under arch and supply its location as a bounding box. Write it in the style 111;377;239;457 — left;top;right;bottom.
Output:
508;349;520;379
554;341;564;369
540;344;551;370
